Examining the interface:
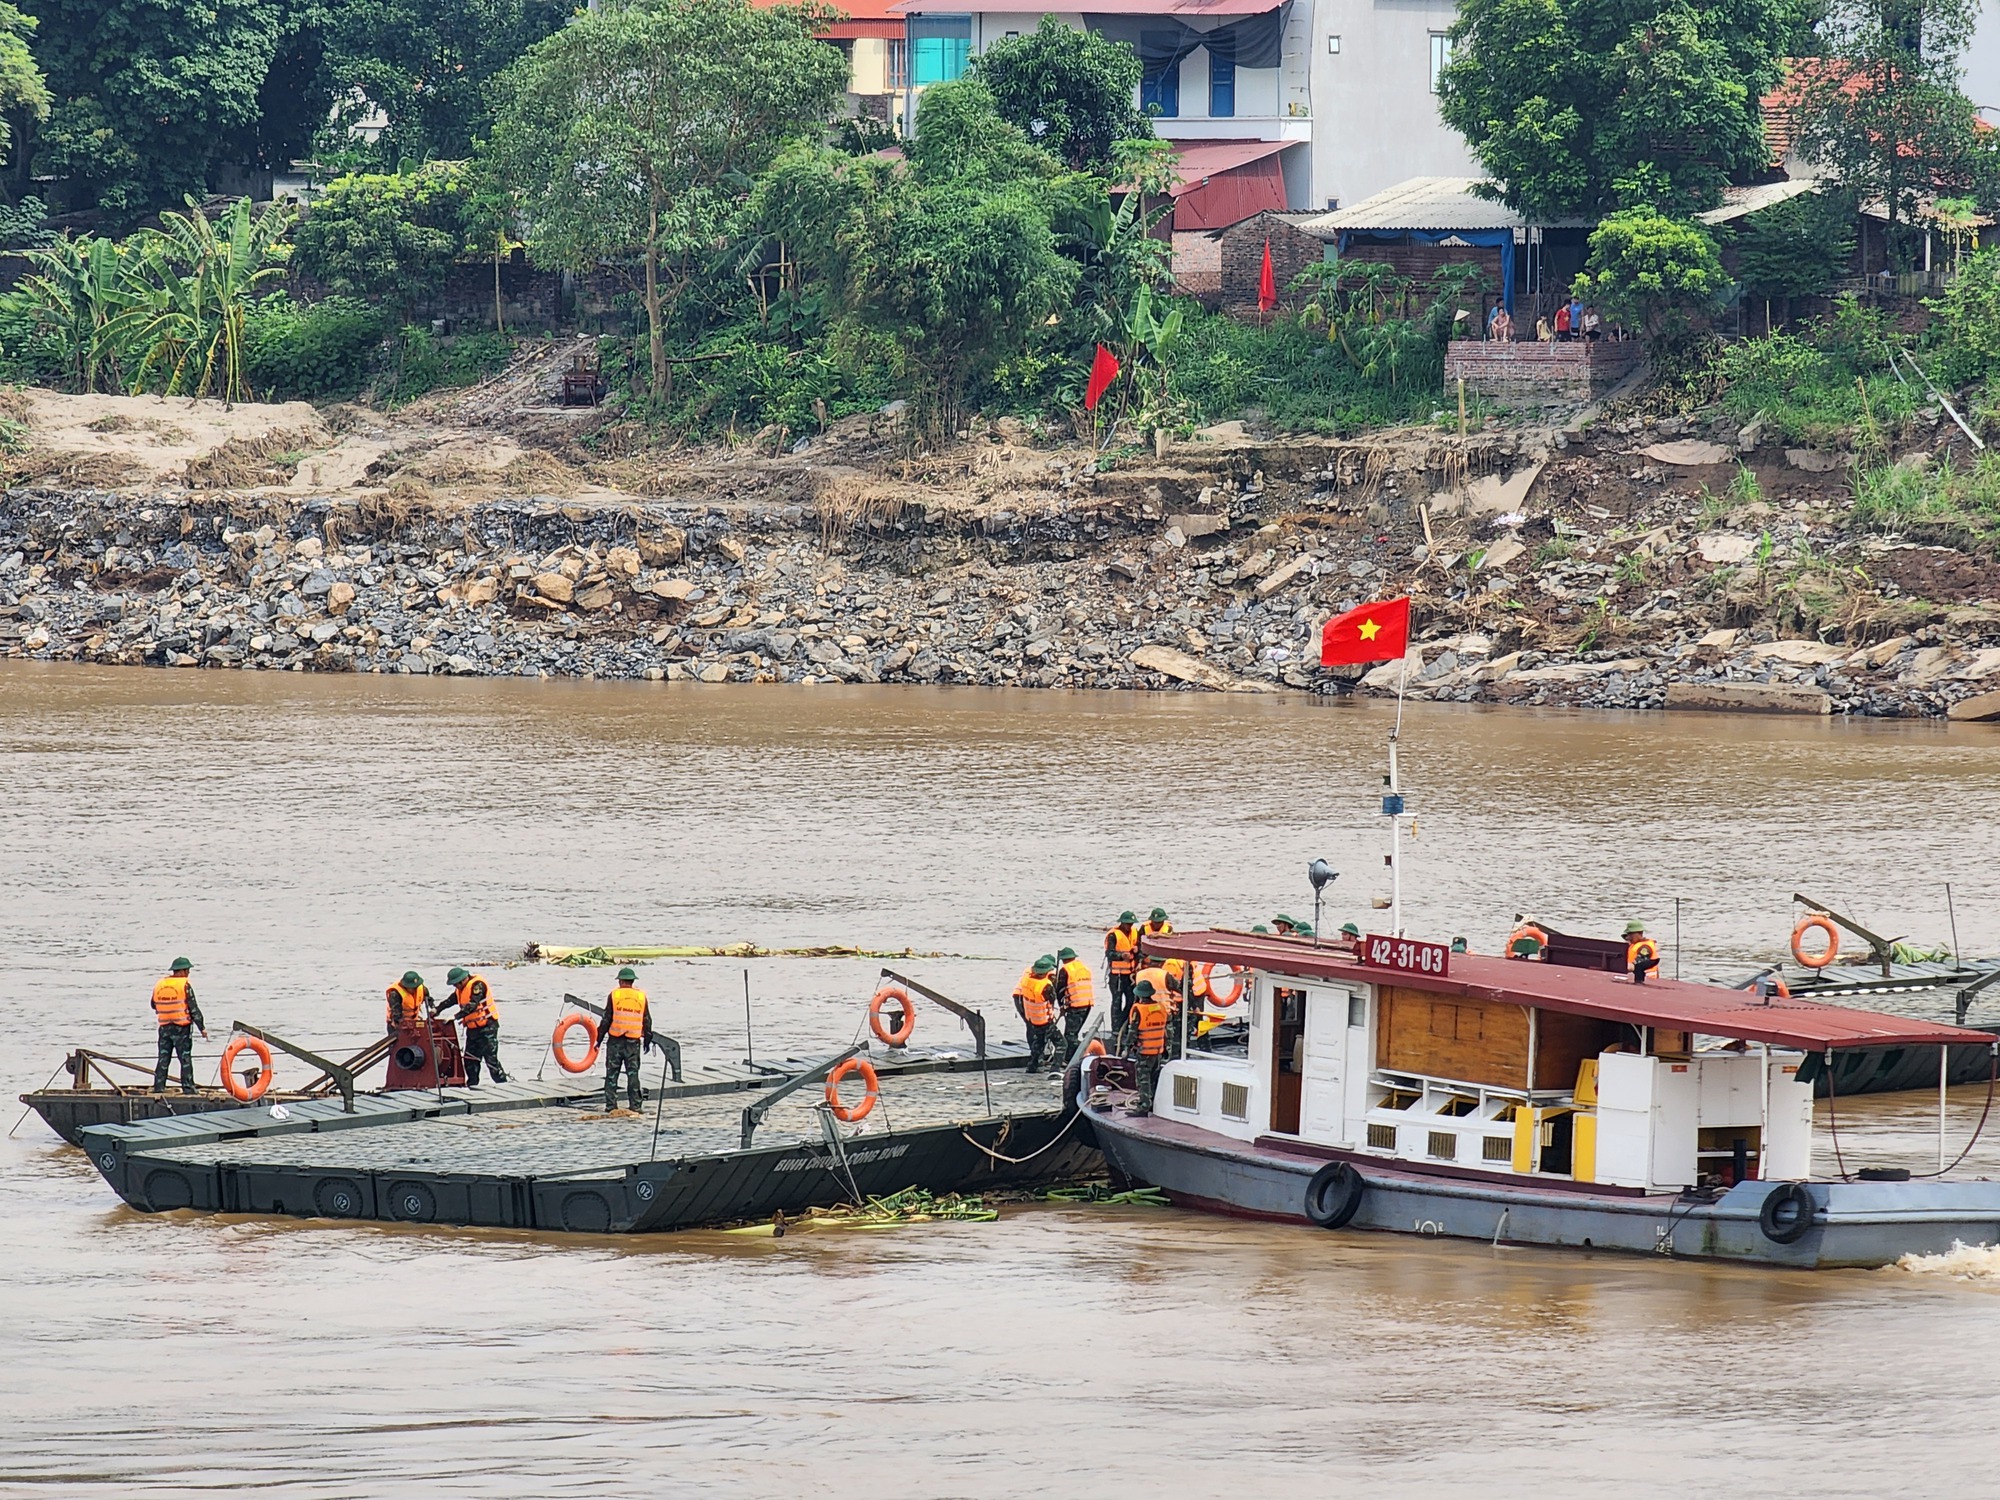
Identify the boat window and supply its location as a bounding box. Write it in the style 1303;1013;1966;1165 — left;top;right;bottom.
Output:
1427;1130;1458;1160
1221;1082;1250;1120
1172;1074;1199;1112
1367;1122;1397;1149
1348;993;1367;1028
1438;1095;1478;1117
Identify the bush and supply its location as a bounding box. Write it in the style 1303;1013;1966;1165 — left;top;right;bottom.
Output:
1852;451;2000;545
1168;308;1447;435
1578;209;1730;358
243;295;391;400
1924;250;2000;391
294;163;474;318
374;325;511;405
1714;300;1916;445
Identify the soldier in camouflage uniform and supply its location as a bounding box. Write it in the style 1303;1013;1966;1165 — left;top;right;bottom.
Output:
602;967;652;1112
1119;978;1171;1116
149;957;207;1094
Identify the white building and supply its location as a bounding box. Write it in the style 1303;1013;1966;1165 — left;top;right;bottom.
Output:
888;0;1477;219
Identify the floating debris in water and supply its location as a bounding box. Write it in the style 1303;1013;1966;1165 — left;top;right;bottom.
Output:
725;1188;998;1234
527;941;983;965
1043;1184;1171;1207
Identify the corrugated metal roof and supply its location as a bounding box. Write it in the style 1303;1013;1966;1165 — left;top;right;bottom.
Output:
1694;177;1822;224
1302;177;1523;233
1143;929;1990;1051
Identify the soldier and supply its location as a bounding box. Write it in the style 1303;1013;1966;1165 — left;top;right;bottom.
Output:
1120;979;1171;1116
385;971;431;1033
1014;955;1058;1073
1104;911;1141;1035
446;966;507;1085
1052;946;1096;1064
602;966;651;1112
150;957;207;1094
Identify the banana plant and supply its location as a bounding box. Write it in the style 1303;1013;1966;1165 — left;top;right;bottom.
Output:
15;234;132;393
117;198;292;405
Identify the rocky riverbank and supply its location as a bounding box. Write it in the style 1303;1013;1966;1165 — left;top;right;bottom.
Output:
4;391;2000;718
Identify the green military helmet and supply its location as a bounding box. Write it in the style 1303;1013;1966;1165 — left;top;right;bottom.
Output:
1119;909;1137;924
1294;921;1315;936
1150;907;1168;921
617;966;638;982
1339;922;1361;938
1273;913;1297;928
1251;924;1271;934
1057;946;1078;962
447;966;470;984
1033;954;1057;973
169;956;192;972
401;970;423;987
1623;920;1646;936
1132;979;1156;997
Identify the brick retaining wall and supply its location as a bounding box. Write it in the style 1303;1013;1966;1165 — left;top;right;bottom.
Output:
1445;339;1644;400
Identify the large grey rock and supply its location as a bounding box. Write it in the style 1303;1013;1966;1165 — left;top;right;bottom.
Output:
1664;680;1832;715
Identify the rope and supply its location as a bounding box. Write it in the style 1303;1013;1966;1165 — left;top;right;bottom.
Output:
959;1109;1081;1166
1824;1048;1852;1182
1914;1046;1999;1179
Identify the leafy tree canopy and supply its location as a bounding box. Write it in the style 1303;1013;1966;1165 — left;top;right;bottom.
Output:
1729;189;1856;299
293;162;474;316
1577;206;1730;354
1438;0;1810;218
317;0;571;166
21;0;294;218
967;17;1152;172
487;0;846;398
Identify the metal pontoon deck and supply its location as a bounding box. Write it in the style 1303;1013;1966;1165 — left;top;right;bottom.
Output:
78;1042;1102;1233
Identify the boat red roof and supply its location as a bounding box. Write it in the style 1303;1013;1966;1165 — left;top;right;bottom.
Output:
1143;929;1991;1052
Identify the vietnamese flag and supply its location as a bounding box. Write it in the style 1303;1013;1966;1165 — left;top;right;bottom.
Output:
1257;239;1278;313
1084;343;1120;411
1321;596;1411;666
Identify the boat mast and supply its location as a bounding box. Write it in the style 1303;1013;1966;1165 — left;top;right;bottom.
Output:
1386;655;1409;937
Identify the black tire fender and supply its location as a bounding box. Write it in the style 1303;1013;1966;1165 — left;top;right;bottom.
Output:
1759;1181;1817;1244
1304;1161;1366;1229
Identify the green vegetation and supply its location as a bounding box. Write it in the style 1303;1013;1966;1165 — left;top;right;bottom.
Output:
1437;0;1807;217
241;295;388;400
967;17;1151;173
1576;208;1729;358
293;163;474;318
1852;452;2000;545
488;0;846;403
1712;301;1918;445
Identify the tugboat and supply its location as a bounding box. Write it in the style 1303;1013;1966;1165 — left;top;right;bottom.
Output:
1083;928;2000;1268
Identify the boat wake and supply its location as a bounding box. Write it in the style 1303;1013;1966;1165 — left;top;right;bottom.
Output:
1895;1242;2000;1279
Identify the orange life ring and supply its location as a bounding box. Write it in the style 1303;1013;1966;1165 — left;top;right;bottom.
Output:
1791;914;1840;969
825;1057;879;1123
1507;923;1549;958
869;985;916;1047
553;1013;601;1074
1197;963;1246;1008
221;1036;274;1101
1085;1039;1107;1058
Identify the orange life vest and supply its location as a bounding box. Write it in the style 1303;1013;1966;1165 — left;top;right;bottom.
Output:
1015;970;1055;1026
151;975;190;1027
1106;925;1140;975
455;976;496;1029
386;981;429;1030
1060;957;1096;1010
1627;938;1661;971
607;985;648;1039
1161;958;1189;1001
1143;919;1172;939
1131;998;1170;1057
1134;965;1172;1007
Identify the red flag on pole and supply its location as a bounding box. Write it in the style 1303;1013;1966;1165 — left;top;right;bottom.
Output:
1257;239;1278;313
1320;596;1411;666
1083;343;1120;411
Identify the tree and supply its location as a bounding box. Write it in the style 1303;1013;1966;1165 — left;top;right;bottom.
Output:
316;0;571;166
487;0;846;400
752;81;1076;444
0;3;48;171
1788;0;1986;271
1438;0;1809;218
1576;207;1731;355
118;198;293;403
1729;189;1856;327
20;0;292;217
967;17;1151;172
294;163;473;318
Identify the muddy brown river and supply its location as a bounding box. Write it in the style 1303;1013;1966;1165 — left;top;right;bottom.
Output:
8;663;2000;1496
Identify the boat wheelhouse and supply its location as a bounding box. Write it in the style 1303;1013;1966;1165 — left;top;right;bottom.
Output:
1085;928;2000;1267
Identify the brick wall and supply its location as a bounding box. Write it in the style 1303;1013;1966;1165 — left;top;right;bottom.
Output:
1444;339;1645;400
1218;214;1326;312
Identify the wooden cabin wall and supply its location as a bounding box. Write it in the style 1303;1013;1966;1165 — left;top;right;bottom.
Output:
1377;986;1529;1087
1376;986;1632;1092
1533;1010;1631;1090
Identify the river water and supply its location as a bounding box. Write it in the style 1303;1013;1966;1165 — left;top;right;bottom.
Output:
7;664;2000;1497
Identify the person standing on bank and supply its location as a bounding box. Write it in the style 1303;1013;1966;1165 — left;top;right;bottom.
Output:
446;966;507;1085
603;966;652;1112
150;957;207;1094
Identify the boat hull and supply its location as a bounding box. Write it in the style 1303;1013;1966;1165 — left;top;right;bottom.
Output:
1090;1101;2000;1269
20;1088;314;1146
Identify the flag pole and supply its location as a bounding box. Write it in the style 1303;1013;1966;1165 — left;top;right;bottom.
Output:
1388;652;1406;938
